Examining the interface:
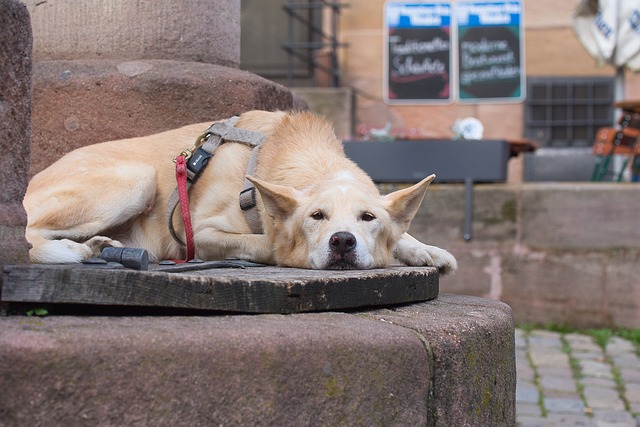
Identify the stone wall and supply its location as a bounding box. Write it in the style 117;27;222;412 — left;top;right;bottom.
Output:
0;295;516;426
0;0;32;266
411;182;640;329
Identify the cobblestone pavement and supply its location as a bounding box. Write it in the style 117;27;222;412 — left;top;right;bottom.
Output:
517;329;640;427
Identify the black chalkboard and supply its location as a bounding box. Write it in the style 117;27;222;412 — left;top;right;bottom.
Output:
456;1;524;101
384;3;452;103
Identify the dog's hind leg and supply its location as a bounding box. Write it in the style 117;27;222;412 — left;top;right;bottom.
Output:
25;163;157;264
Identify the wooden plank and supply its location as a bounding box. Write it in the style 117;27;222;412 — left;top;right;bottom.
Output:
1;265;438;314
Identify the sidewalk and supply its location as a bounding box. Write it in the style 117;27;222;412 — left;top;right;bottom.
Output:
516;328;640;427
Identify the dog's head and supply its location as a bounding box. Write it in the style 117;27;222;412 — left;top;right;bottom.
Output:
247;174;435;269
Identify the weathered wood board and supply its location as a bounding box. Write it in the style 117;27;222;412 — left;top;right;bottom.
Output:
1;263;438;314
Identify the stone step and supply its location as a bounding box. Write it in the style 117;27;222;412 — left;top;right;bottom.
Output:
30;59;299;177
0;294;515;426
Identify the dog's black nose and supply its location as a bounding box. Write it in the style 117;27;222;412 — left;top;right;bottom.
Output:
330;231;356;253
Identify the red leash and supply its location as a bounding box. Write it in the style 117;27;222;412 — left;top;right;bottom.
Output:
175;156;195;261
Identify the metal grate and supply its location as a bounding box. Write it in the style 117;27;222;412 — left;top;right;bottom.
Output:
524;77;614;148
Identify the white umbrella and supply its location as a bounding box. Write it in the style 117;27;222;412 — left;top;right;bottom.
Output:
573;0;640;180
573;0;640;102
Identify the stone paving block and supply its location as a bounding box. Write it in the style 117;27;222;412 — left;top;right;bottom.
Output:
546;413;597;426
518;365;536;382
538;366;575;378
543;389;583;402
629;402;640;414
580;360;615;379
515;415;554;427
530;350;571;368
592;409;635;424
573;352;608;361
611;354;640;368
611;354;640;369
582;377;618;389
518;380;540;404
517;402;543;417
515;329;527;349
623;383;640;403
583;386;625;410
529;330;564;343
544;397;586;414
618;368;640;383
565;333;601;353
517;348;529;361
540;375;579;393
606;337;637;354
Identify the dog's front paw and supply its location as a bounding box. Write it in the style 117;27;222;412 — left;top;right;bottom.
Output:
395;239;458;274
83;236;124;257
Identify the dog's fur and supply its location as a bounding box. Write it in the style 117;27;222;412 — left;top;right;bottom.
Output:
24;110;457;272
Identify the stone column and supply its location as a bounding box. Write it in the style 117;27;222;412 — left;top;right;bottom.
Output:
24;0;297;177
0;0;32;266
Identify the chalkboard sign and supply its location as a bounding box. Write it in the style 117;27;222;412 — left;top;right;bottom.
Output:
384;3;452;104
456;1;524;102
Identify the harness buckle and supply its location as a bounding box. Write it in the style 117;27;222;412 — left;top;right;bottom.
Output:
186;146;214;180
239;187;257;211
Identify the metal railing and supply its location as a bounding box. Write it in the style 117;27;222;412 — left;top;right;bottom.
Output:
282;0;349;87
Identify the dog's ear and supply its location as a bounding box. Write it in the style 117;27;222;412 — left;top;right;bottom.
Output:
384;174;435;229
246;176;301;220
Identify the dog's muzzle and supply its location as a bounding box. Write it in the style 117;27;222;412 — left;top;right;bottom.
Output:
326;231;359;270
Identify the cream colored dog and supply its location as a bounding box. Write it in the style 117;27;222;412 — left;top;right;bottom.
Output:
24;110;457;272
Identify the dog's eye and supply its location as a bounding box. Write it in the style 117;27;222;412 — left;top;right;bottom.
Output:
361;212;376;222
311;211;324;220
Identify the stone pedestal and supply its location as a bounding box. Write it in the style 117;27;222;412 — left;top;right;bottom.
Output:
0;0;32;265
0;294;516;426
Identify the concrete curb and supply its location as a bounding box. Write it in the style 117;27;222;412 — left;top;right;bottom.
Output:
0;294;515;426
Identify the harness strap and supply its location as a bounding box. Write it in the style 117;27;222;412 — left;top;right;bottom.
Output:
175;156;195;261
166;117;266;249
239;145;263;234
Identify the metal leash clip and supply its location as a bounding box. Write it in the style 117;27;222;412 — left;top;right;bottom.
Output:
173;131;210;163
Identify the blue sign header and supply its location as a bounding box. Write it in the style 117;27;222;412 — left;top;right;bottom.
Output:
386;3;451;29
457;1;521;27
